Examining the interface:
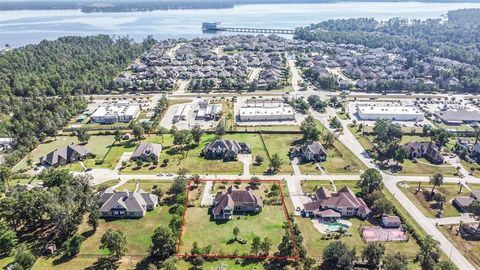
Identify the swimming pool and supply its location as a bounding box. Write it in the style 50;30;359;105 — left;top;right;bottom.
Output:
326;222;350;232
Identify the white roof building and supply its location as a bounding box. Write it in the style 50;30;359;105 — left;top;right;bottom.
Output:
239;106;295;122
90;103;140;124
357;105;424;121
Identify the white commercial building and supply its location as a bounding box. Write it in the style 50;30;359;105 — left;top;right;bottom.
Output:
239;106;295;122
173;104;191;122
195;100;223;121
90;103;140;124
357;105;424;121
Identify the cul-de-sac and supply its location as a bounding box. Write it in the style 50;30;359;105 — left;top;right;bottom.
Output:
2;6;480;270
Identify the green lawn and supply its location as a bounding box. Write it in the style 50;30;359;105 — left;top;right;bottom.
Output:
397;182;468;218
261;134;299;175
396;158;457;177
115;180;172;193
179;205;287;256
33;206;172;270
299;126;368;175
222;133;270;175
121;134;243;175
461;159;480;177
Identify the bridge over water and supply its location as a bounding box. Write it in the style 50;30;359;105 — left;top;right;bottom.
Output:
202;22;295;34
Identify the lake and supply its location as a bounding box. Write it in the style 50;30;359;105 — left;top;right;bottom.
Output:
2;2;480;47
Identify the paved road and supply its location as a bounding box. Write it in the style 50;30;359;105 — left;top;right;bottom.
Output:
317;110;478;270
287;59;302;92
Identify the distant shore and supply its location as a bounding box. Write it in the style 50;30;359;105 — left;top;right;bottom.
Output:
2;0;480;13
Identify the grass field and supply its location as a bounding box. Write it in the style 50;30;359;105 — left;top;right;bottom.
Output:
461;159;480;177
397;182;468;218
179;205;288;256
261;133;300;175
396;159;457;176
112;180;172;193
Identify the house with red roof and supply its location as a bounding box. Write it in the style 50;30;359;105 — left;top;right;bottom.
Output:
303;186;371;222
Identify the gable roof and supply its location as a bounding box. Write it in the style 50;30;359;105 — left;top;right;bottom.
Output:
40;144;90;166
100;189;158;213
202;140;242;155
212;186;263;215
132;143;162;158
305;186;371;215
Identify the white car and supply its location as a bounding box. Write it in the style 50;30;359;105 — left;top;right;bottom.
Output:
166;173;174;177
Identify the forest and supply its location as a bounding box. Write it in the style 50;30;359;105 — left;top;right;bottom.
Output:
0;35;156;166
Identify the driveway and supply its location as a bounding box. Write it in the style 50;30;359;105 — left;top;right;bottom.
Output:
200;180;214;206
291;157;301;176
237;154;252;176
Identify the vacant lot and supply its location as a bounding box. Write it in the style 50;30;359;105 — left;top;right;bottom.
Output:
179;181;290;257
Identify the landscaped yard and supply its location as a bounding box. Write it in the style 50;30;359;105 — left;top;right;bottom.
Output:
439;224;480;269
397;182;470;218
282;180;422;268
179;206;288;256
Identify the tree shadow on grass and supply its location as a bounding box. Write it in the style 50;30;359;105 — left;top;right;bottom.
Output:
86;256;120;270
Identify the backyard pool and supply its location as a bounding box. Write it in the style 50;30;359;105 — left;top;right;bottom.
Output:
326;222;350;232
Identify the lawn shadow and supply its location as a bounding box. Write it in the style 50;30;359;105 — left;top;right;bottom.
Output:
86;256;120;270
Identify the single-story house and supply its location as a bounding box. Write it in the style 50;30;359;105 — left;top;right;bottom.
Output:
381;215;401;228
131;143;162;162
453;190;480;212
212;186;263;220
403;141;444;164
99;188;158;218
39;144;91;167
289;141;327;162
303;186;371;221
201;139;250;161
